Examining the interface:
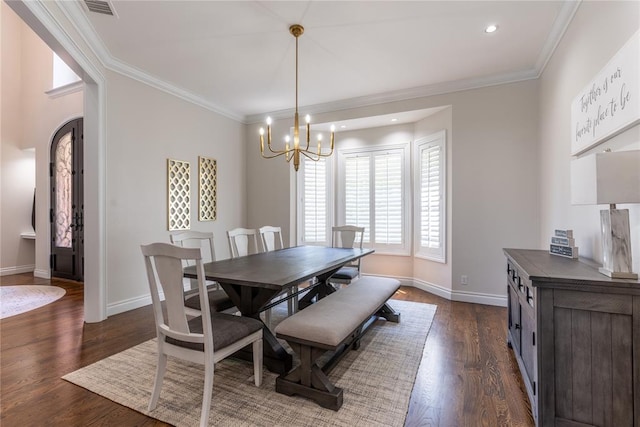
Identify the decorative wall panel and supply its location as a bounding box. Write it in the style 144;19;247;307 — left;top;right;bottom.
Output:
198;156;217;221
167;159;190;231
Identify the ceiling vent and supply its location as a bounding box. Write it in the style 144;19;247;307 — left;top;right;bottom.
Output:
84;0;116;16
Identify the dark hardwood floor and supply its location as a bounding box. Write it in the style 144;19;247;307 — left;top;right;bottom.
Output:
0;273;533;426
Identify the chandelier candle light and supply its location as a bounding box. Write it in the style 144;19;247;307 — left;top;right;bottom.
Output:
259;24;335;172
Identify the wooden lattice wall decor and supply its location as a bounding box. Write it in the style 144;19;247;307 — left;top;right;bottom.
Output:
198;156;217;221
167;158;190;231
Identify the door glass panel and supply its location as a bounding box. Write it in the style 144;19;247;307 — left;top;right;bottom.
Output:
55;132;73;248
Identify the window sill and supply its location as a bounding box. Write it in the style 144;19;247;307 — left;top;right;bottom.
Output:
46;81;83;99
414;252;446;263
20;231;36;240
368;250;411;257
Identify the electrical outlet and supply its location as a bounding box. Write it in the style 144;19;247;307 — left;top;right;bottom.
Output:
461;275;468;285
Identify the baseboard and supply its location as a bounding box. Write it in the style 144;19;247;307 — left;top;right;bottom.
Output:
107;274;505;317
107;294;152;316
411;277;454;300
367;274;507;307
0;264;36;276
450;289;507;307
107;291;164;316
34;269;51;279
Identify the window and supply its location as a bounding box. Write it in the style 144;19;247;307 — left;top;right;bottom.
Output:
53;53;81;89
344;156;370;242
338;144;410;254
414;131;446;262
46;53;82;98
297;156;332;246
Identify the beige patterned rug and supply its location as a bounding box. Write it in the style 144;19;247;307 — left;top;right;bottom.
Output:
0;285;66;319
63;299;436;427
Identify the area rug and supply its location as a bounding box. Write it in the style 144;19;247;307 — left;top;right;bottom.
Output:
0;285;66;319
63;299;436;426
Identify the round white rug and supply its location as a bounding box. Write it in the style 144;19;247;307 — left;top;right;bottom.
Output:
0;285;66;319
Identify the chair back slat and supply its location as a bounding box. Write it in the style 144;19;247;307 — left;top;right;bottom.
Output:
227;228;259;258
259;226;284;252
332;226;365;249
141;243;207;337
170;231;216;265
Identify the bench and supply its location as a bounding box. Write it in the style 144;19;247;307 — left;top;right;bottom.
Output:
274;276;401;410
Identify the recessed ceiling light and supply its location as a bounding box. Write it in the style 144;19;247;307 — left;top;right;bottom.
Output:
340;125;347;129
391;118;398;122
485;24;498;33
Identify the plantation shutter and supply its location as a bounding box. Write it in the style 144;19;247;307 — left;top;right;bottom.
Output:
419;142;443;254
302;157;327;243
344;156;371;242
374;152;403;245
413;132;446;261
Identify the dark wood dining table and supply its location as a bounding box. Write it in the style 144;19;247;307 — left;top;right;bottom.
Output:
183;245;374;374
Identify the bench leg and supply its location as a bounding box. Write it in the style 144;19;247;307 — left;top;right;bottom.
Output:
275;344;344;411
377;302;401;323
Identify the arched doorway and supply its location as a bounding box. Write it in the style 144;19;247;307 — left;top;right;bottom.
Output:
50;118;84;281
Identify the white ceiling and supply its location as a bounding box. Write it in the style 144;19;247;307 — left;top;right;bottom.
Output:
67;0;579;125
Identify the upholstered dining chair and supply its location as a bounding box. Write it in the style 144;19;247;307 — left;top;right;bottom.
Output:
227;228;260;258
170;231;234;316
141;243;263;427
258;226;297;317
330;225;365;286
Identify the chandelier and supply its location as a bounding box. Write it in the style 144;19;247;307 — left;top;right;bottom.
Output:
259;24;335;172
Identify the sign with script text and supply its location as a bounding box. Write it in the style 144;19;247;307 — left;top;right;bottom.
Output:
571;30;639;156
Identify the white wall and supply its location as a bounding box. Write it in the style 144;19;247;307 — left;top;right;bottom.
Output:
246;116;294;245
14;0;634;316
449;81;540;304
414;107;453;294
246;80;540;305
1;2;34;276
539;2;640;272
104;71;246;313
332;123;415;277
1;2;83;276
5;1;248;317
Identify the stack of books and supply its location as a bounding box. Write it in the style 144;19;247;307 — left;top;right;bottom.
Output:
549;229;578;258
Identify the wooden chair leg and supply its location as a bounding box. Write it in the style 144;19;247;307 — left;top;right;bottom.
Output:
200;363;214;427
149;350;167;411
253;338;263;386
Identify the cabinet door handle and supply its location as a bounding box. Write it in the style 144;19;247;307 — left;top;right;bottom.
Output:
515;323;521;330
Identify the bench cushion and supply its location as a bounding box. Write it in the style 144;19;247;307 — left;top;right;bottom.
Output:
275;276;400;348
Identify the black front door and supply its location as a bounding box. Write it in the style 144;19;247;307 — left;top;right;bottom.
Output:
50;118;83;281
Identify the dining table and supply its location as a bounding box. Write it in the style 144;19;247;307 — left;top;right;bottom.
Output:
183;245;375;374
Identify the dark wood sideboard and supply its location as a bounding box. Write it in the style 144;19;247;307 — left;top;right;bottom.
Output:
503;249;639;427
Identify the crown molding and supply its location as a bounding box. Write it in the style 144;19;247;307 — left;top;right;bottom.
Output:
245;67;539;124
533;0;581;77
58;1;244;123
106;56;245;122
55;0;580;126
246;2;581;124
